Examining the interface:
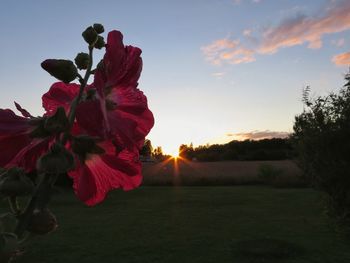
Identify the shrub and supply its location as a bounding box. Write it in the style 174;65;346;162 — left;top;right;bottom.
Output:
258;164;283;185
292;74;350;229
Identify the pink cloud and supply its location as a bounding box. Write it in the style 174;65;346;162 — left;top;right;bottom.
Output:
259;2;350;54
332;52;350;66
202;1;350;66
201;39;255;65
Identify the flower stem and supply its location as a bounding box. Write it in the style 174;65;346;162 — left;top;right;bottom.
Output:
62;46;94;145
14;174;51;238
14;47;95;239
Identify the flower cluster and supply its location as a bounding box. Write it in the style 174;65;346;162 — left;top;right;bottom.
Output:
0;27;154;206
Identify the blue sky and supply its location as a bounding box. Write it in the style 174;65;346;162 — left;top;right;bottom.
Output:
0;0;349;155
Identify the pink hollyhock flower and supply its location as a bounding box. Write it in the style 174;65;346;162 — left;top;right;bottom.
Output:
0;106;51;172
41;80;151;206
100;30;143;89
42;31;154;150
39;30;154;206
80;30;154;149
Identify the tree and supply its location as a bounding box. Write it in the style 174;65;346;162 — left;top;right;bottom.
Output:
140;139;153;157
153;146;164;160
293;72;350;229
179;143;194;160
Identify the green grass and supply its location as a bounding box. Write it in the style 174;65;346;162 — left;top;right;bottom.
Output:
8;186;350;263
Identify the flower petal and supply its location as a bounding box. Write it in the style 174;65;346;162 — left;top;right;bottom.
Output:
75;99;107;138
107;86;154;148
0;133;31;167
0;109;30;135
102;31;143;88
121;45;142;87
68;142;141;206
42;82;79;115
6;138;51;172
104;31;126;87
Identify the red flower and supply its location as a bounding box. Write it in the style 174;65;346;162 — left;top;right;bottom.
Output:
0;29;153;206
39;30;154;206
80;30;154;149
42;31;154;150
0;107;51;172
101;30;143;88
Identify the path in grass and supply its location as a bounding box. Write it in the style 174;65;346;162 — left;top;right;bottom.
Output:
15;186;350;263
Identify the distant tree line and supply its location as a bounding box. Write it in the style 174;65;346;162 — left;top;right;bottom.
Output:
179;138;295;162
140;139;170;161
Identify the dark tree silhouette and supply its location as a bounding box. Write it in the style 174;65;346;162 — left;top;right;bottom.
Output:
178;138;294;162
293;72;350;228
140;139;153;157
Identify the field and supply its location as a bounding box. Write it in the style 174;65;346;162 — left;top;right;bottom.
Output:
142;159;303;187
12;186;350;263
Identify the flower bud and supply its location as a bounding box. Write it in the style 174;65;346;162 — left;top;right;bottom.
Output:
27;209;57;235
0;232;18;263
37;143;74;174
82;26;98;45
74;52;90;70
94;36;105;50
44;107;69;134
0;168;34;197
93;23;104;34
41;59;78;83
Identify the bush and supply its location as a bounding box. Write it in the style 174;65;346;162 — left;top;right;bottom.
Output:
292;74;350;229
258;164;282;184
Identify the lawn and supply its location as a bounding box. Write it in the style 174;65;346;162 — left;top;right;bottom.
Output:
12;186;350;263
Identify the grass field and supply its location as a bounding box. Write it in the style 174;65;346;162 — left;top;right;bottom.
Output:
12;186;350;263
142;160;303;187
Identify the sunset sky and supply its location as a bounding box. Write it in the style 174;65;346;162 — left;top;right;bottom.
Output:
0;0;349;155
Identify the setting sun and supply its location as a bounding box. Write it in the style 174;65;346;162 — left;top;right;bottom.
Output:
169;148;179;159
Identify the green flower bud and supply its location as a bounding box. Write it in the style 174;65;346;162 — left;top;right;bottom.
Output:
0;232;18;263
82;26;98;45
93;23;104;34
0;168;34;197
27;209;57;235
94;36;105;50
74;52;90;70
41;59;78;83
37;143;74;174
44;107;69;134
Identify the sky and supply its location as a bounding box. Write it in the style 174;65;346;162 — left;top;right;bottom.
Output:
0;0;349;155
